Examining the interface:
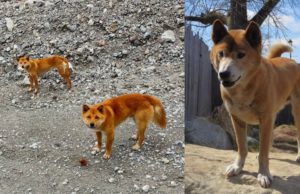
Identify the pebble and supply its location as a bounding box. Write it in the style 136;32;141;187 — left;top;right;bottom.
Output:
161;30;176;43
62;179;69;185
142;185;150;193
146;175;152;179
170;181;177;187
133;184;140;191
108;178;115;183
5;18;14;31
161;157;170;164
161;175;168;181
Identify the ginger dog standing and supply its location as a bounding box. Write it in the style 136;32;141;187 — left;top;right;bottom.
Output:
211;20;300;188
82;93;167;159
17;55;73;93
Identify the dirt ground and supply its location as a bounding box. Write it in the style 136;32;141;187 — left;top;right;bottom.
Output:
185;144;300;194
0;103;184;194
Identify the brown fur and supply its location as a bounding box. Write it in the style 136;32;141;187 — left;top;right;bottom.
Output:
211;20;300;188
81;93;167;159
17;55;72;93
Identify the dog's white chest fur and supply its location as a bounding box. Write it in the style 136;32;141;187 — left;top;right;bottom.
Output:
223;94;259;125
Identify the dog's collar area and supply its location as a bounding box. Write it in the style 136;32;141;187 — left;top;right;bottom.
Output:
222;76;241;87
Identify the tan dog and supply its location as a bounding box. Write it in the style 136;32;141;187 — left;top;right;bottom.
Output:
17;55;73;93
210;20;300;188
82;93;167;159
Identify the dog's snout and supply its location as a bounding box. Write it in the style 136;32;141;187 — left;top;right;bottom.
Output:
219;71;231;80
90;123;95;128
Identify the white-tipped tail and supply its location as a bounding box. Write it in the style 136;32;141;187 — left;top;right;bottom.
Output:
68;62;74;70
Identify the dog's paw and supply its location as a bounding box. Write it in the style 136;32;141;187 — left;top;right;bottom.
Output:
92;146;101;152
225;163;242;177
257;173;273;188
296;155;300;163
28;87;33;92
130;134;138;140
103;153;111;160
132;144;140;151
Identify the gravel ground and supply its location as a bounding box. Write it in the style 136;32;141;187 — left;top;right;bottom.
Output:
0;0;184;193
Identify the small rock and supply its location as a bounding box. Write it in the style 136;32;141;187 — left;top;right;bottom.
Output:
170;181;177;187
146;175;151;179
142;185;150;193
161;175;168;181
5;18;14;31
161;30;176;43
97;40;106;47
29;142;39;149
144;31;151;39
122;49;129;56
62;179;69;185
134;184;139;191
88;19;94;26
108;177;115;183
91;150;97;155
161;157;170;164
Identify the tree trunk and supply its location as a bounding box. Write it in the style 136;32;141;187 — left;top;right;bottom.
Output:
228;0;247;29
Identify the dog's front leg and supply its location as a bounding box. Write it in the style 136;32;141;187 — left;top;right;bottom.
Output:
28;75;34;92
103;130;114;160
257;116;274;188
92;132;102;153
32;74;39;94
225;114;247;177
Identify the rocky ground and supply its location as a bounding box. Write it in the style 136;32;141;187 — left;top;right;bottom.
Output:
185;144;300;194
0;0;184;193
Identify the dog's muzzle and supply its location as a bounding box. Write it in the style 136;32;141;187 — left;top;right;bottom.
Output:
219;71;241;87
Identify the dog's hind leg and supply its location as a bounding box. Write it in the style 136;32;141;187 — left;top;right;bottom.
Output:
57;65;72;89
132;106;154;150
291;92;300;162
225;114;248;177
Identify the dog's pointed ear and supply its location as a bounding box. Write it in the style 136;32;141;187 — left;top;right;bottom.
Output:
17;55;23;60
26;56;30;60
82;104;90;113
245;21;261;48
97;105;104;113
212;19;228;44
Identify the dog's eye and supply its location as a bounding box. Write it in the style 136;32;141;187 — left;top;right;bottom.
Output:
95;116;99;119
218;51;224;58
87;116;91;119
237;52;245;59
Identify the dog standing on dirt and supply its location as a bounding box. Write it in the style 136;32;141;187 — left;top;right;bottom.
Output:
82;93;167;159
210;19;300;188
17;55;73;93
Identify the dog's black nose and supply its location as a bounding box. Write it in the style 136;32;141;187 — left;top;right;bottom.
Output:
90;123;95;128
219;71;230;80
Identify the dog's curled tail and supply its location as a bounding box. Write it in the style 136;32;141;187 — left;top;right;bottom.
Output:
267;43;292;59
146;95;167;128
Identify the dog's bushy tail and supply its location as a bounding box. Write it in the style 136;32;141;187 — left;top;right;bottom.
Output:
54;55;74;71
267;43;292;59
145;95;167;128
